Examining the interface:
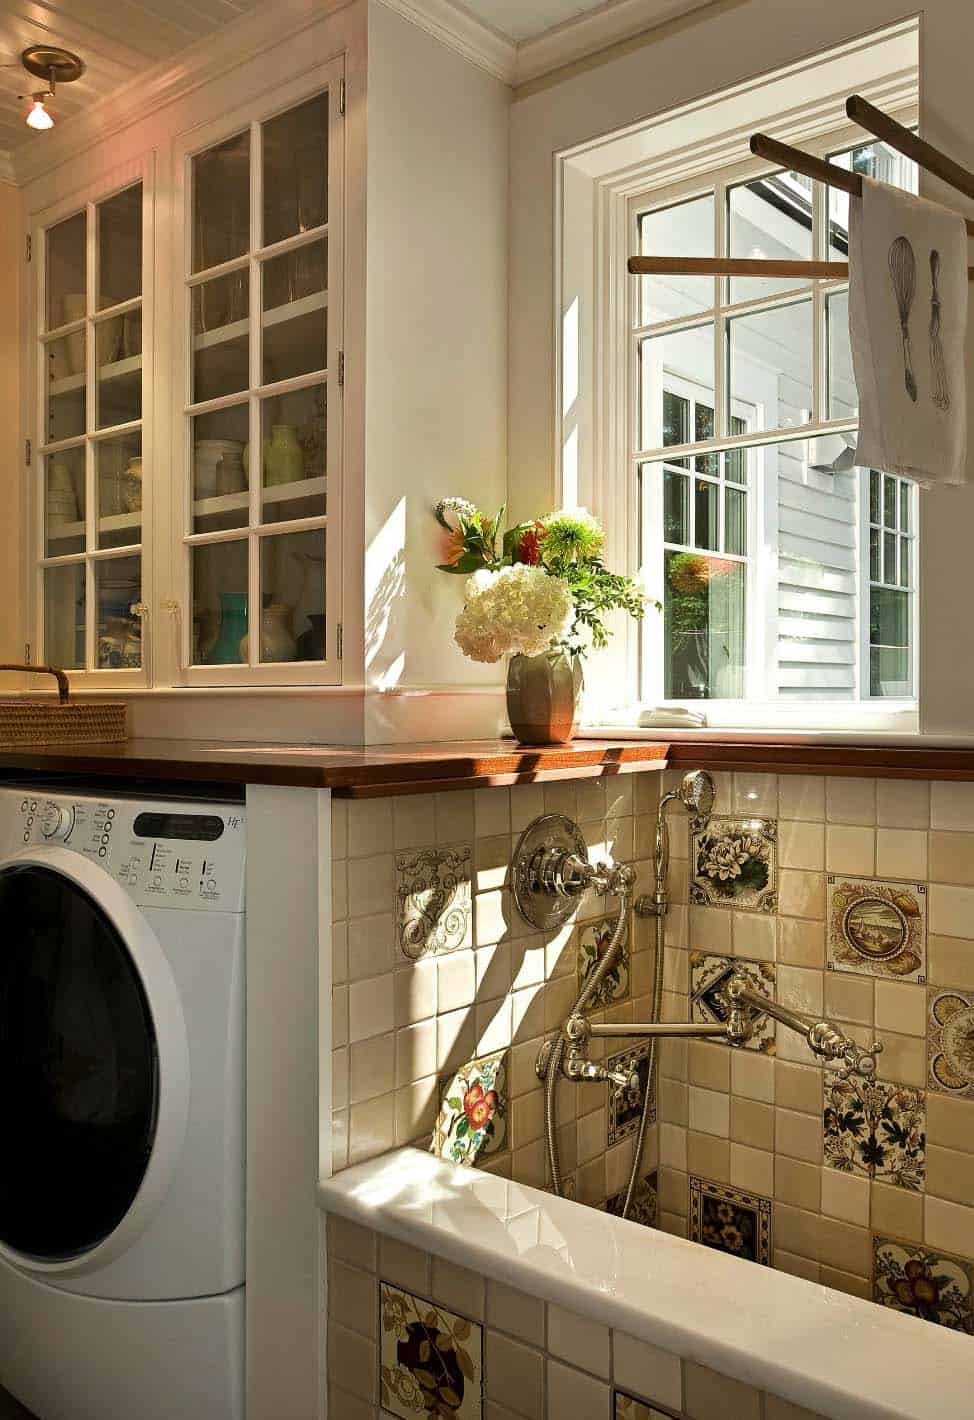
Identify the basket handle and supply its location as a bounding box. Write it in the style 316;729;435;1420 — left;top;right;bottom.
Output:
0;663;70;705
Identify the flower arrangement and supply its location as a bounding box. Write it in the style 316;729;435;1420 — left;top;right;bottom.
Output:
433;497;653;664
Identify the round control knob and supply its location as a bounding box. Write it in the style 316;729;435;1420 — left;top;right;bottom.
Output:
40;802;74;842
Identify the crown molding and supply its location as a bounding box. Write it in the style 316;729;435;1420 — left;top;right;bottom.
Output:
514;0;720;85
376;0;516;82
0;151;14;185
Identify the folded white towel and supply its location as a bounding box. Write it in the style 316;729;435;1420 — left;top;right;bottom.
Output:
850;174;967;486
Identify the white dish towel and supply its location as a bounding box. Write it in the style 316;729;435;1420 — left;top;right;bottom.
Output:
850;174;968;486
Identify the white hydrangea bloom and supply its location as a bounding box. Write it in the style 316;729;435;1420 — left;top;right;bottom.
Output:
454;564;573;663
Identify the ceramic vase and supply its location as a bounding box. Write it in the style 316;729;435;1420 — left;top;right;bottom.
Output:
264;425;304;487
506;649;583;746
207;592;248;664
239;604;297;663
121;457;142;513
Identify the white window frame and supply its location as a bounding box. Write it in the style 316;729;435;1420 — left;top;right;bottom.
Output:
170;63;344;688
28;154;155;689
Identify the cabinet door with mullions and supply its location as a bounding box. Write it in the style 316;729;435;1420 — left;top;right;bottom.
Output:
177;68;342;685
33;161;151;683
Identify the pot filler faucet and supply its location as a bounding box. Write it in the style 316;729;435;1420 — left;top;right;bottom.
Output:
512;772;882;1205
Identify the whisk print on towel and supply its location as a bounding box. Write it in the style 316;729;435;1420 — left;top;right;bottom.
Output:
888;235;918;402
930;248;950;411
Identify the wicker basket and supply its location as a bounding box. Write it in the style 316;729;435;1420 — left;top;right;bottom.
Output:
0;664;127;747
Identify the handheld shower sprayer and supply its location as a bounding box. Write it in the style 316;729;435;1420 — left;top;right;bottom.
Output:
642;769;715;916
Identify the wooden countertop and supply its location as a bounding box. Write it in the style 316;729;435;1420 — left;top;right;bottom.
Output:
0;737;668;797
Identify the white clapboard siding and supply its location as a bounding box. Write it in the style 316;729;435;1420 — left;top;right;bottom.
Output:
776;453;859;700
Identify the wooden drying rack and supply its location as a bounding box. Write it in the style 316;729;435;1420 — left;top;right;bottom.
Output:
627;94;974;283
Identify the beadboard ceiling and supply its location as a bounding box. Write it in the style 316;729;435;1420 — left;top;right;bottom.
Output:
459;0;640;44
0;0;263;163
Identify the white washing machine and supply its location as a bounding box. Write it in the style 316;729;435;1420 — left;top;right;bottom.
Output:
0;787;246;1420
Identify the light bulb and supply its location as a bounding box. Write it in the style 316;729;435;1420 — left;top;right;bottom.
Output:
26;98;53;131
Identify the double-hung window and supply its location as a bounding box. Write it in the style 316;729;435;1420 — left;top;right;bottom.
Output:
631;132;919;717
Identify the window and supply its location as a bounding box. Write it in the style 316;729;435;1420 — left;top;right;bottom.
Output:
630;132;919;713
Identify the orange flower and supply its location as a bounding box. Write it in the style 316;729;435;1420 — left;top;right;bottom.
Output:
442;526;467;565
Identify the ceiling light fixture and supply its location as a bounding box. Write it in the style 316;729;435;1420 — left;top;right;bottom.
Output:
19;45;86;132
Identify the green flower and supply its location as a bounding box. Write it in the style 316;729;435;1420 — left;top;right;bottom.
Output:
539;508;605;561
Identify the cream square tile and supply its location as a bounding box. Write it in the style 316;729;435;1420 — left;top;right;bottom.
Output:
432;1257;485;1320
874;980;926;1036
327;1321;375;1402
333;920;349;986
689;1041;730;1092
778;917;825;968
689;1086;730;1138
396;1020;437;1088
826;824;875;876
327;1213;377;1271
437;949;476;1014
876;828;927;880
778;821;825;872
731;1050;775;1103
392;795;436;849
348;976;394;1043
778;870;826;920
347;798;393;858
688;906;732;953
871;1180;923;1241
733;910;775;962
436;1006;477;1075
684;1362;762;1420
435;789;475;842
927;1093;974;1152
333;984;348;1049
347;1092;395;1166
476;994;513;1056
774;1061;822;1116
929;832;974;887
773;1203;821;1262
333;1047;349;1110
612;1332;682;1413
485;1331;544;1419
510;783;545;832
730;1142;774;1196
776;965;824;1017
347;854;394;917
824;972;874;1026
475;888;510;947
545;1360;609;1419
547;1305;610;1379
775;1108;821;1164
333;860;348;922
826;777;876;826
573;777;605;823
877;778;930;829
733;772;778;817
875;1029;925;1086
926;1144;974;1208
821;1168;870;1227
330;1110;348;1170
925;1193;974;1257
329;1258;376;1337
659;1122;688;1170
543;781;577;817
347;912;395;981
475;835;512;893
778;775;825;822
686;1131;730;1181
331;799;348;860
605;775;635;819
378;1236;430;1294
395;1077;438;1146
486;1280;545;1347
931;781;974;832
349;1032;395;1104
929;883;974;940
475;786;510;838
774;1157;820;1212
774;1249;821;1284
394;958;438;1026
730;1097;774;1151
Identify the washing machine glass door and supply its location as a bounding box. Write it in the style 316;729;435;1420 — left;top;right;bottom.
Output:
0;863;159;1262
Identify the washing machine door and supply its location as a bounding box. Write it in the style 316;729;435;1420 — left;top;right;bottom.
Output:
0;849;190;1277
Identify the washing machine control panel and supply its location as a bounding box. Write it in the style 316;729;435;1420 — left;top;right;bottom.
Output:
4;791;246;912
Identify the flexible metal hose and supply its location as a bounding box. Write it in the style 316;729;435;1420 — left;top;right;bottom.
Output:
541;881;632;1199
618;903;664;1217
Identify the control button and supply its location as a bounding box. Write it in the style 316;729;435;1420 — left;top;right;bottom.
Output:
29;801;36;812
101;835;110;845
98;847;107;858
152;875;162;887
40;801;74;842
20;799;27;812
107;808;115;819
179;876;189;890
205;878;216;891
22;832;29;842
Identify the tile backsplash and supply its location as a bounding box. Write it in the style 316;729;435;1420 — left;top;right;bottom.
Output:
329;766;974;1338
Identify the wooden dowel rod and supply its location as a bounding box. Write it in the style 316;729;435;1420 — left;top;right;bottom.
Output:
750;131;974;237
847;94;974;204
627;255;974;280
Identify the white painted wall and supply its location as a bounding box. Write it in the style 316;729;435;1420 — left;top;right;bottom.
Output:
509;0;974;735
363;1;510;736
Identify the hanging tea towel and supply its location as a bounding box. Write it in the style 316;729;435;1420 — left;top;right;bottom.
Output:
850;174;968;486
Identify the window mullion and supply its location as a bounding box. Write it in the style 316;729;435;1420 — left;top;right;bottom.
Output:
247;119;262;669
811;175;825;423
714;176;728;439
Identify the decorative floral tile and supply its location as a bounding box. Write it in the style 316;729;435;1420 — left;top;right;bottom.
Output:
606;1171;658;1228
689;953;776;1054
607;1043;656;1145
928;987;974;1097
873;1237;974;1334
397;845;472;960
614;1391;680;1420
689;1176;772;1265
826;875;926;982
690;814;777;913
576;914;630;1010
379;1281;484;1419
823;1069;925;1190
431;1050;508;1167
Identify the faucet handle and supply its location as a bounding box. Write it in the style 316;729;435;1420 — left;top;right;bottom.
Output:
834;1039;884;1080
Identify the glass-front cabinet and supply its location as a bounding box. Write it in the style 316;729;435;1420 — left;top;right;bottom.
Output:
34;169;149;682
177;74;342;684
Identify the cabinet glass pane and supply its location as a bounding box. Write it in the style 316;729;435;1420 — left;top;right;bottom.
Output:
192;541;248;665
46;331;86;441
191;404;249;533
259;529;325;663
192;271;249;402
192;131;250;274
96;556;141;669
639;325;714;453
96;310;142;428
728;301;812;432
96;432;142;549
262;239;327;384
260;384;326;523
97;184;142;310
45;449;85;557
45;563;86;669
728;170;812;301
46;211;86;331
262;94;328;248
638;196;714;325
